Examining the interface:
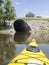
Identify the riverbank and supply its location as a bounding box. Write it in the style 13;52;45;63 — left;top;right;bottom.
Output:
0;30;6;34
0;19;49;43
26;20;49;43
17;18;49;21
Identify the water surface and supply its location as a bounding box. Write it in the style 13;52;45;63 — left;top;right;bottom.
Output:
0;32;49;65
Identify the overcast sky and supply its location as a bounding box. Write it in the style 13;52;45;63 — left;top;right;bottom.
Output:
12;0;49;18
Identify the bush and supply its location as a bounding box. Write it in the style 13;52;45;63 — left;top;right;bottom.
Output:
0;22;5;30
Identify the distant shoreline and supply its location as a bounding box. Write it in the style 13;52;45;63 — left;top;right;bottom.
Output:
17;18;49;21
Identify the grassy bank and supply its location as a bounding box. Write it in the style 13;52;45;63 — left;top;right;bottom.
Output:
0;30;6;34
17;18;49;21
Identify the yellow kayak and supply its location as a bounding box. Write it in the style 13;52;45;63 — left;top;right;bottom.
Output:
8;39;49;65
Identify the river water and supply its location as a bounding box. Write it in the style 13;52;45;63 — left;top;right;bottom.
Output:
0;32;49;65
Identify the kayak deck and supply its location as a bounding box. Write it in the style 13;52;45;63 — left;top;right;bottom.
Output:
8;39;49;65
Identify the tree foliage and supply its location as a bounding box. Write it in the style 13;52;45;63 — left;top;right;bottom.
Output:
0;7;4;20
0;0;4;23
0;0;16;23
25;12;35;18
4;0;16;20
0;0;16;29
0;0;4;5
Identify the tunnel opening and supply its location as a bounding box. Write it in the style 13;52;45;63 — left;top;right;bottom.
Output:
14;19;31;32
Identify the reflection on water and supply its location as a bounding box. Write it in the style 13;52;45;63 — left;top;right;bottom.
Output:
14;32;31;43
0;32;31;65
0;34;16;65
0;32;49;65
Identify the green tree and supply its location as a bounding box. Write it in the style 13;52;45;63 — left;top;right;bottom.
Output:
25;12;35;18
0;0;4;23
0;0;4;6
4;0;16;21
0;0;16;30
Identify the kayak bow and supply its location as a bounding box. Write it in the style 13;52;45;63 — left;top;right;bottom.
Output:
8;39;49;65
